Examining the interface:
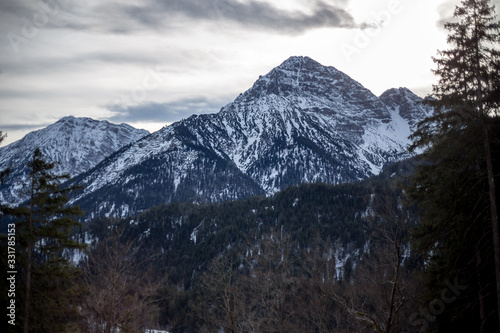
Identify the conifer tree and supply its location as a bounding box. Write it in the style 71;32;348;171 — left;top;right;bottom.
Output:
410;0;500;330
7;148;85;332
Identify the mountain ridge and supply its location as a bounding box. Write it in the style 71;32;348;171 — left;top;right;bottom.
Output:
0;116;149;206
66;56;433;219
0;56;433;218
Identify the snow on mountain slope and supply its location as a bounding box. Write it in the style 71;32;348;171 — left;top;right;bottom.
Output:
67;56;434;219
0;116;149;206
379;87;433;127
69;123;264;219
173;57;432;192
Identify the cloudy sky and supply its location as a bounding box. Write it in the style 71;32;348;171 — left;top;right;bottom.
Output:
1;0;499;146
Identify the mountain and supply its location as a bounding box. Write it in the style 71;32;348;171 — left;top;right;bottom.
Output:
0;116;149;206
68;56;433;219
379;87;433;127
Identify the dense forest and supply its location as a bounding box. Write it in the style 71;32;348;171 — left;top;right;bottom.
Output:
73;158;421;332
1;0;500;332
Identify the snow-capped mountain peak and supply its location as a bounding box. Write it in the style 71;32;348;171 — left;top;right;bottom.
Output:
63;56;434;219
0;117;149;206
379;87;432;127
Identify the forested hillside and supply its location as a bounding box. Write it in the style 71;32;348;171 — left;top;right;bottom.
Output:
77;159;421;332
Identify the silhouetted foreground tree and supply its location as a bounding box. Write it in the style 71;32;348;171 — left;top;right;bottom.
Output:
409;0;500;331
4;148;85;332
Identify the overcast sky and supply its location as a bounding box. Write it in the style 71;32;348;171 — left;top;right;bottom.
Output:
1;0;499;146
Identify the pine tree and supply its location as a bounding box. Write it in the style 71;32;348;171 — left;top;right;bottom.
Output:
6;148;85;332
409;119;499;331
409;0;500;330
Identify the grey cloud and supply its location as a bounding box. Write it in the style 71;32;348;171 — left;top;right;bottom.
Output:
1;0;360;37
119;0;358;34
106;97;224;124
0;0;35;17
12;0;359;35
0;0;80;31
0;122;52;132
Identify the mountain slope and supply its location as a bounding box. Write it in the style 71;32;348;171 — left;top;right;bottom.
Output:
379;87;433;127
0;116;149;206
187;57;429;189
70;124;264;219
69;56;433;218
